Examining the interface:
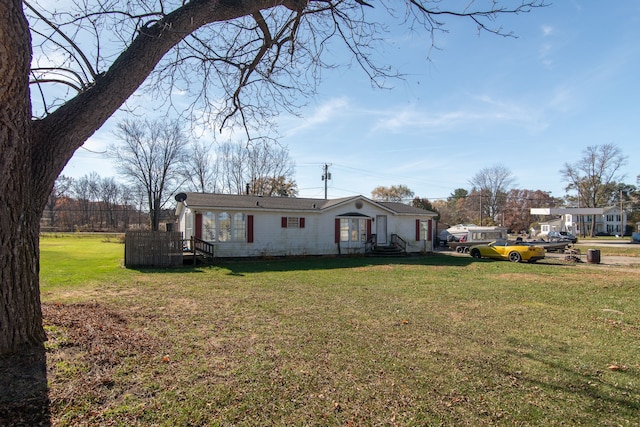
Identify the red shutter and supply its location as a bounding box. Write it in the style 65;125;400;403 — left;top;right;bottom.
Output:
334;218;340;243
300;217;305;228
416;219;421;241
427;219;433;241
247;215;254;243
366;219;372;239
195;213;203;239
281;217;287;228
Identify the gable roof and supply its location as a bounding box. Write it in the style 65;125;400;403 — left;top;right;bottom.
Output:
175;193;436;216
377;201;436;215
180;193;345;211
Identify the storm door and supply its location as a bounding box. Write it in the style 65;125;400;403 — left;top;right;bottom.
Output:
376;215;387;244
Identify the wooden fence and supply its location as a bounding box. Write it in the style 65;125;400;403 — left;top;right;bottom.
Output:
124;231;183;267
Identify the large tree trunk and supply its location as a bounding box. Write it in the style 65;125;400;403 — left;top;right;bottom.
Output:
0;0;309;423
0;1;49;424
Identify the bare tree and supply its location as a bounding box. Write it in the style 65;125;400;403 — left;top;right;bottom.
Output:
111;119;189;230
215;141;297;195
44;175;73;230
459;190;487;225
371;184;414;202
246;142;296;196
182;140;219;193
502;189;561;233
468;165;515;224
120;183;145;230
216;142;249;194
73;172;101;230
99;177;121;230
253;175;299;197
560;144;628;236
1;0;545;422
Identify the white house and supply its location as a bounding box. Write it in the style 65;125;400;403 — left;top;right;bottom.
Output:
175;193;437;257
532;206;628;236
578;206;627;236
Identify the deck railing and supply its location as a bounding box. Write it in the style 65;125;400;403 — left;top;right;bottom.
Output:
182;236;215;264
391;234;407;253
192;236;215;257
365;234;377;253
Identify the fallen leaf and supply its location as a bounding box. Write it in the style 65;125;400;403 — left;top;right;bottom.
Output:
607;364;627;371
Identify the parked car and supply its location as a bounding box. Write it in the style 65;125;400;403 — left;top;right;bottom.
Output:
558;231;578;243
547;231;577;244
469;240;545;263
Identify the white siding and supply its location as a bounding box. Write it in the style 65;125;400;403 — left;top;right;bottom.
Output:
178;197;434;257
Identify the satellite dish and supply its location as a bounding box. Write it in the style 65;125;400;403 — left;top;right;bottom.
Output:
174;192;187;202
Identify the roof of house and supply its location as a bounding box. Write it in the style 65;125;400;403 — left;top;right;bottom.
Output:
539;217;564;226
176;192;436;216
377;201;436;215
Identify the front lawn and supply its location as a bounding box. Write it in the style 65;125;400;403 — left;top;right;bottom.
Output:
40;235;640;426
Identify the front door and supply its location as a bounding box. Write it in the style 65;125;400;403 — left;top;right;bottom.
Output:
376;215;387;244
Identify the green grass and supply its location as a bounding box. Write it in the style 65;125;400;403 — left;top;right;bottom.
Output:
40;236;640;426
40;233;130;290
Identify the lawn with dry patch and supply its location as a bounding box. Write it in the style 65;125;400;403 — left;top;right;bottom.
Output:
40;236;640;426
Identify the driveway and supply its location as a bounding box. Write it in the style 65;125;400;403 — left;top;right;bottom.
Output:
576;239;637;247
545;251;640;266
438;244;640;267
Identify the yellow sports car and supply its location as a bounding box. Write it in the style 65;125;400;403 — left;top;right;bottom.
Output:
469;240;545;263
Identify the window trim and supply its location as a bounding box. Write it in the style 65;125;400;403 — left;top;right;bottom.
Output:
198;211;249;243
281;216;305;229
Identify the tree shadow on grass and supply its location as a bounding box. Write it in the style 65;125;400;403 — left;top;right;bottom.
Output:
502;340;640;423
124;253;476;275
124;252;584;277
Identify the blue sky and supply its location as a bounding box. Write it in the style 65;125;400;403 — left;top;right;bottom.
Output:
62;1;640;202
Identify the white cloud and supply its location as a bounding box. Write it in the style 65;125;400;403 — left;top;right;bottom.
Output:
285;97;350;135
537;24;555;68
539;42;553;68
371;95;548;134
547;85;575;113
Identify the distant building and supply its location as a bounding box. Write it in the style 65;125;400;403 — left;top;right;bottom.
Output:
531;207;627;236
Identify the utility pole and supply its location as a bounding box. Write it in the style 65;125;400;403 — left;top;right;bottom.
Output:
321;163;331;200
620;188;624;236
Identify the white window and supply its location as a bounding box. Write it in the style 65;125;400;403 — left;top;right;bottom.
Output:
287;217;300;228
419;220;430;241
232;213;246;241
200;211;247;242
340;218;367;242
218;212;231;241
203;212;216;241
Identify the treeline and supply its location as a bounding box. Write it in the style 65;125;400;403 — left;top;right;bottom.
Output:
41;173;166;232
429;189;563;233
